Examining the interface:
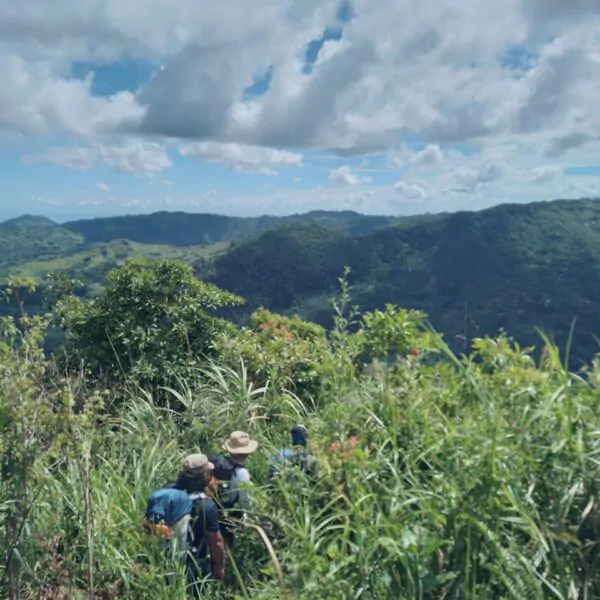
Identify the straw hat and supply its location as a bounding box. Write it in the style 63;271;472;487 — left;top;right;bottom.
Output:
223;431;259;454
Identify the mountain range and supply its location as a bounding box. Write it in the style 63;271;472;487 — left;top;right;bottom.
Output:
2;198;600;364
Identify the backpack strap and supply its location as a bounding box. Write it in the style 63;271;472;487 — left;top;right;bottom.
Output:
189;491;207;501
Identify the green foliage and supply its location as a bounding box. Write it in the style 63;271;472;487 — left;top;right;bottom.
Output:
3;292;600;598
0;307;104;599
4;199;600;363
55;259;244;396
359;304;429;360
216;308;331;403
5;211;600;597
206;198;600;363
1;208;600;597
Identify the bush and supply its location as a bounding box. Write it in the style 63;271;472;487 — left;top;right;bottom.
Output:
54;259;243;400
216;308;332;403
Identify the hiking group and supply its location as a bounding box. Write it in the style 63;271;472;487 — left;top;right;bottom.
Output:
142;425;360;593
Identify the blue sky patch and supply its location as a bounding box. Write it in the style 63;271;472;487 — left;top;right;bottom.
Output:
71;59;156;96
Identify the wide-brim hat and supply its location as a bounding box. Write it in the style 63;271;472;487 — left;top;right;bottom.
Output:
223;431;259;454
182;453;215;476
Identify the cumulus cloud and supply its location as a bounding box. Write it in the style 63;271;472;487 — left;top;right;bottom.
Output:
180;141;303;174
531;166;563;183
395;181;426;200
453;159;507;192
2;0;600;156
3;0;600;217
96;182;110;191
412;144;443;165
329;165;360;186
23;139;173;177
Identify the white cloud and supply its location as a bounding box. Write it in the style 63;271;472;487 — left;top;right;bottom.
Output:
329;165;360;186
531;166;563;183
96;182;110;191
412;144;443;165
23;139;173;177
452;159;507;192
1;0;599;154
180;141;303;174
3;0;600;217
0;54;142;136
395;181;426;200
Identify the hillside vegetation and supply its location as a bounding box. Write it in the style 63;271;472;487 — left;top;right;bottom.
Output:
1;259;600;599
2;198;600;362
205;198;600;362
0;215;84;267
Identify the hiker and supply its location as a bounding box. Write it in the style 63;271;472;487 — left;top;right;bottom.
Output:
143;453;225;583
268;424;319;483
209;431;259;547
184;454;226;585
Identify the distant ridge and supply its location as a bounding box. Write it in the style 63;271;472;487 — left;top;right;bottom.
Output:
62;209;401;246
2;215;57;227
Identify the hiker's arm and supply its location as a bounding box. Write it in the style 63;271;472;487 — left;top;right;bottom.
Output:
207;532;225;580
205;502;225;580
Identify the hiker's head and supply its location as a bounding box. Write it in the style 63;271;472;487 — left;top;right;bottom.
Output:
347;428;359;446
291;424;309;447
223;431;258;462
176;453;214;492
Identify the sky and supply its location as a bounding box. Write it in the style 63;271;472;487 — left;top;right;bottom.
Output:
1;0;600;222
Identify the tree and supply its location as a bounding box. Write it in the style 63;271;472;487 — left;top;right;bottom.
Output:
55;259;244;397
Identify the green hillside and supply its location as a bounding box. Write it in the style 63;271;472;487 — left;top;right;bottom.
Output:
5;258;600;598
205;198;600;362
3;198;600;362
9;239;230;295
0;214;84;269
63;209;400;245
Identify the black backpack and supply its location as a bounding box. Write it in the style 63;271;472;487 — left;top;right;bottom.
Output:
209;455;242;511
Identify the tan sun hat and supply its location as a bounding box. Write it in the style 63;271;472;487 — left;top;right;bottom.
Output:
182;453;215;476
223;431;259;455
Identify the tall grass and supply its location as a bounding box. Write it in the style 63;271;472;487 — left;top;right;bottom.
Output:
2;321;600;598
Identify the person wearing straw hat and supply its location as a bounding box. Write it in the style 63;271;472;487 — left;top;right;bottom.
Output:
209;431;259;548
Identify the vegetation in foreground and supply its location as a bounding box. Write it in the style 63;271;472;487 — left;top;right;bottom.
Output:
1;259;600;599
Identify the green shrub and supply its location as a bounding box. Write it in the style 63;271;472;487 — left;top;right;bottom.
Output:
216;308;332;403
54;259;243;400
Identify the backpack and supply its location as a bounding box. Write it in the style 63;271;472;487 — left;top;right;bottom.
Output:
291;449;318;478
209;455;243;511
269;447;318;483
144;487;193;531
143;487;194;556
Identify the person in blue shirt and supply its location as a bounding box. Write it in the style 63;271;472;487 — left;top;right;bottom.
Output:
269;424;319;483
144;453;225;582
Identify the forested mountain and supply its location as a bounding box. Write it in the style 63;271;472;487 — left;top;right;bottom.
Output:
62;209;401;246
204;198;600;362
2;198;600;362
0;215;85;267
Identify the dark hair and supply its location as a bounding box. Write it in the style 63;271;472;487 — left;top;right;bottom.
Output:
173;471;207;493
347;428;359;438
291;424;309;447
